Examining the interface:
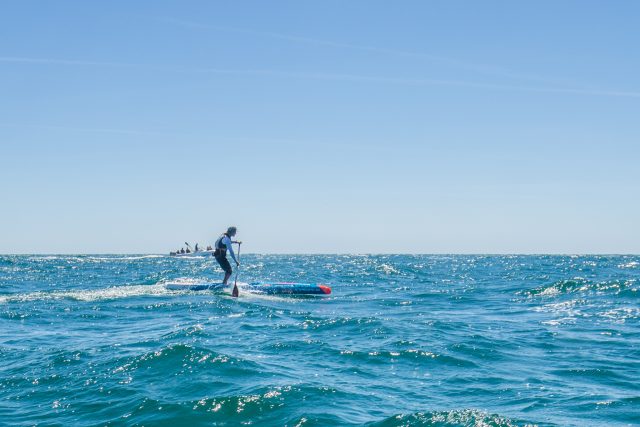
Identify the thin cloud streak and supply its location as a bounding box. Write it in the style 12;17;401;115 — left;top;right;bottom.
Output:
290;71;640;98
158;17;588;89
0;122;379;153
0;122;184;137
2;56;639;98
0;56;141;68
0;56;274;76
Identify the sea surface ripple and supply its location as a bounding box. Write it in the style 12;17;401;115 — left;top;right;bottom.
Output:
1;255;638;426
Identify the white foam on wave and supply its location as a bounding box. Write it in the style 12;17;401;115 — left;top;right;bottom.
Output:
163;277;214;285
27;255;77;261
598;307;640;322
377;263;400;275
619;261;639;269
24;255;167;263
88;255;166;261
0;284;171;303
541;317;577;326
534;299;585;325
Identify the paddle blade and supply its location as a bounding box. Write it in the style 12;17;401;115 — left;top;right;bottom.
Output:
232;284;239;297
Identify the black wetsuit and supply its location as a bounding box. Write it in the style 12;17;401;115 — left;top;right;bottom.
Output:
213;233;234;274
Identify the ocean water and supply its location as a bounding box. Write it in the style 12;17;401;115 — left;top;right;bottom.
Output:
0;254;638;426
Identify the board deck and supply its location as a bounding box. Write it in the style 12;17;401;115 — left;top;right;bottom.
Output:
164;281;331;295
248;282;331;295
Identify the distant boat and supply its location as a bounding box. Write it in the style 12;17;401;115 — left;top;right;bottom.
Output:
169;250;214;258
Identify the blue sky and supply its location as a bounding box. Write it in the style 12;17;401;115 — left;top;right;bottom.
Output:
1;1;639;253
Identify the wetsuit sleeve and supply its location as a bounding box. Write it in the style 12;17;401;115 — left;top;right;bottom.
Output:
224;237;238;264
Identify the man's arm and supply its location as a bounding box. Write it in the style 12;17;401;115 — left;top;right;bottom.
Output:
225;238;238;264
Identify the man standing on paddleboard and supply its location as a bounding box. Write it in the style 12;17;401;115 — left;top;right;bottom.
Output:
214;226;241;289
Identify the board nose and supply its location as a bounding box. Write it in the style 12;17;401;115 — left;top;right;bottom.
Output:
318;285;332;294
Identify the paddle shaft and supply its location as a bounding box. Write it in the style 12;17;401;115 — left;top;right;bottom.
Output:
232;242;241;297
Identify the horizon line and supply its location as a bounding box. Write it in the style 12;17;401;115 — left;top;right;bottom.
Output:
1;253;638;256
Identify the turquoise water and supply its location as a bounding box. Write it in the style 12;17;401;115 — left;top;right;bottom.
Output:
1;255;638;426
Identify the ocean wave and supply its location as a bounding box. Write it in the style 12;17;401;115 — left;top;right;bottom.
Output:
534;298;640;324
549;367;629;381
83;385;352;426
112;343;262;376
597;306;640;322
618;261;639;269
337;348;477;368
17;255;167;264
523;278;638;297
158;323;208;341
0;257;16;267
266;339;473;367
377;263;401;275
86;255;166;261
594;396;640;411
367;409;538;426
299;315;385;332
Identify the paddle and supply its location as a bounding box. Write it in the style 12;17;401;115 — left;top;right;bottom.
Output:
232;242;241;297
